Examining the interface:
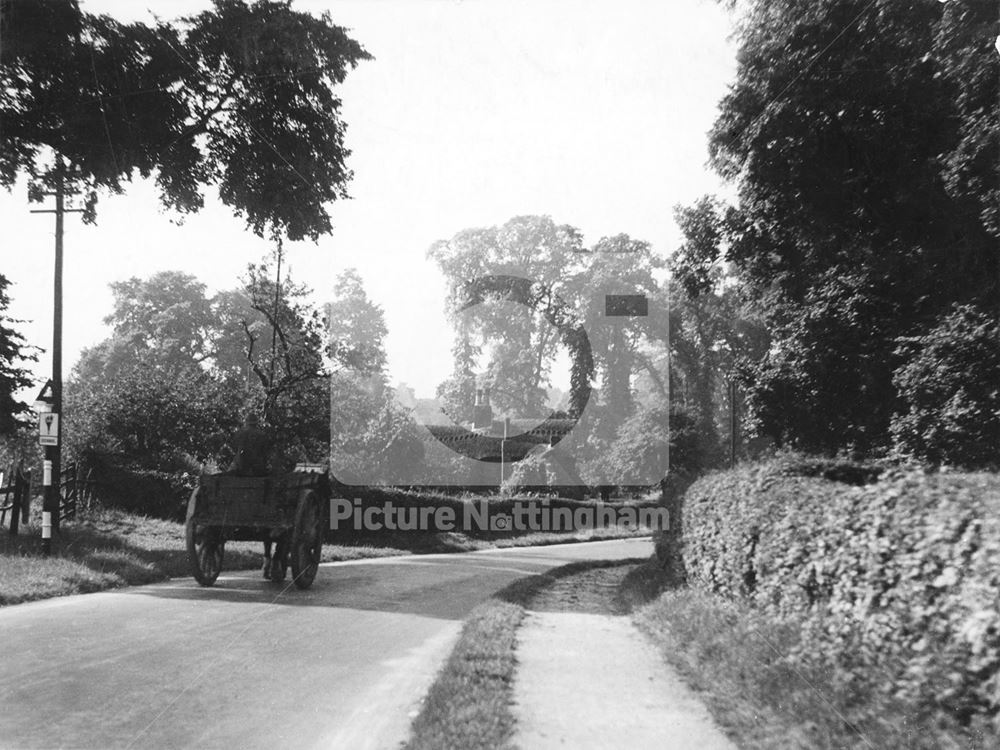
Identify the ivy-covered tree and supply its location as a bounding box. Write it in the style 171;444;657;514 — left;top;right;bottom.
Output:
428;216;587;418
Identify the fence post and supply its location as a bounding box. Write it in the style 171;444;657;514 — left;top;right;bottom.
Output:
10;469;21;536
20;468;31;525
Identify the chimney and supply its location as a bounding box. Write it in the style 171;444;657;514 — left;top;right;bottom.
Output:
473;387;493;429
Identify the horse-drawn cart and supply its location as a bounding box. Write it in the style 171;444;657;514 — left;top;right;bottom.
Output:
185;470;328;589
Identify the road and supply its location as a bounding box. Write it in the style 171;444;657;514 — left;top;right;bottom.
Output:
0;537;652;750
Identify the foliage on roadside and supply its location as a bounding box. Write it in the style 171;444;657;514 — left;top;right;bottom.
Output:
0;274;36;436
674;0;998;460
891;304;1000;469
1;0;370;240
679;459;1000;739
638;588;937;750
404;600;522;750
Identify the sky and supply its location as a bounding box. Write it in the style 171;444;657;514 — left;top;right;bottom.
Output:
2;0;737;400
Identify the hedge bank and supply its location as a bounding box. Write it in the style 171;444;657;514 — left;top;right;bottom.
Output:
680;459;1000;733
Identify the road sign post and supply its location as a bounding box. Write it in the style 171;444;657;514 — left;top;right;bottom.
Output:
39;412;59;446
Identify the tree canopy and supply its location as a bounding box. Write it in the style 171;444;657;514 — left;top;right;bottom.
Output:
675;0;999;460
66;261;332;470
0;0;370;240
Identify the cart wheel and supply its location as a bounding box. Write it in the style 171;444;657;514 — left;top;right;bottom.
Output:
269;538;288;583
290;489;323;589
186;488;224;586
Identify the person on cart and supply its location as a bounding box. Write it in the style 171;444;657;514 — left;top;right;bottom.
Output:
229;412;271;477
228;412;285;580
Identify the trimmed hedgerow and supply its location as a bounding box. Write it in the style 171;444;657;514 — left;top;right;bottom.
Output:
682;460;1000;735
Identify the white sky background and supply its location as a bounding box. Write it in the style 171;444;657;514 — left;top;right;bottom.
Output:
2;0;736;399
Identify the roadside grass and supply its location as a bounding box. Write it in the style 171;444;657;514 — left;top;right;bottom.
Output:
330;524;652;556
1;502;654;607
0;509;259;606
404;558;648;750
0;508;413;606
634;581;996;749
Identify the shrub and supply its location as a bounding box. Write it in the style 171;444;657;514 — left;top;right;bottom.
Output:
681;460;1000;734
84;453;196;522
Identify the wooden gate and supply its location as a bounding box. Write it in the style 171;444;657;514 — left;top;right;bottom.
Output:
59;462;99;521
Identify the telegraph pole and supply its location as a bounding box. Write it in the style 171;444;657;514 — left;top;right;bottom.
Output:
729;378;738;468
30;156;83;555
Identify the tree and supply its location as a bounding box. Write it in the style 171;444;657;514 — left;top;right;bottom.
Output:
566;233;662;452
0;274;36;435
429;216;586;417
66;271;238;468
601;403;710;490
233;256;330;462
681;0;999;454
66;260;334;470
328;372;424;484
890;304;1000;468
324;270;425;483
102;271;215;373
326;269;388;375
65;359;239;470
1;0;370;240
436;318;479;424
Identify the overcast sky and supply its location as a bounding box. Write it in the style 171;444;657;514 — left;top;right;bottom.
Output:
3;0;736;399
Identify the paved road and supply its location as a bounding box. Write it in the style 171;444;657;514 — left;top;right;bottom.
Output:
0;538;652;750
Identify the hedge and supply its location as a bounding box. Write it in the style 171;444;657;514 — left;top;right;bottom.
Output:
90;464;196;522
327;482;660;542
680;458;1000;733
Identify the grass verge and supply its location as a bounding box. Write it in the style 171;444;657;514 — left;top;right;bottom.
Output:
1;506;653;608
0;508;408;607
403;558;647;750
635;587;997;750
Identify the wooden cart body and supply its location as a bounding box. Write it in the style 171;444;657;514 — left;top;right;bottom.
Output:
192;472;328;539
186;470;329;589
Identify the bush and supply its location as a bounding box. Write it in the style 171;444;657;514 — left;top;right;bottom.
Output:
681;459;1000;734
891;304;1000;469
85;455;196;522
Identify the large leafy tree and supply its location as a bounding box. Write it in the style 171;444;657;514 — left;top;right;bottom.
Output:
429;216;587;418
67;272;236;468
65;361;239;470
679;0;998;454
67;261;334;470
324;269;424;484
1;0;370;240
0;274;36;436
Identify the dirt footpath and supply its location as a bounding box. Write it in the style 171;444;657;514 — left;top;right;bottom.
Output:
512;566;736;750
